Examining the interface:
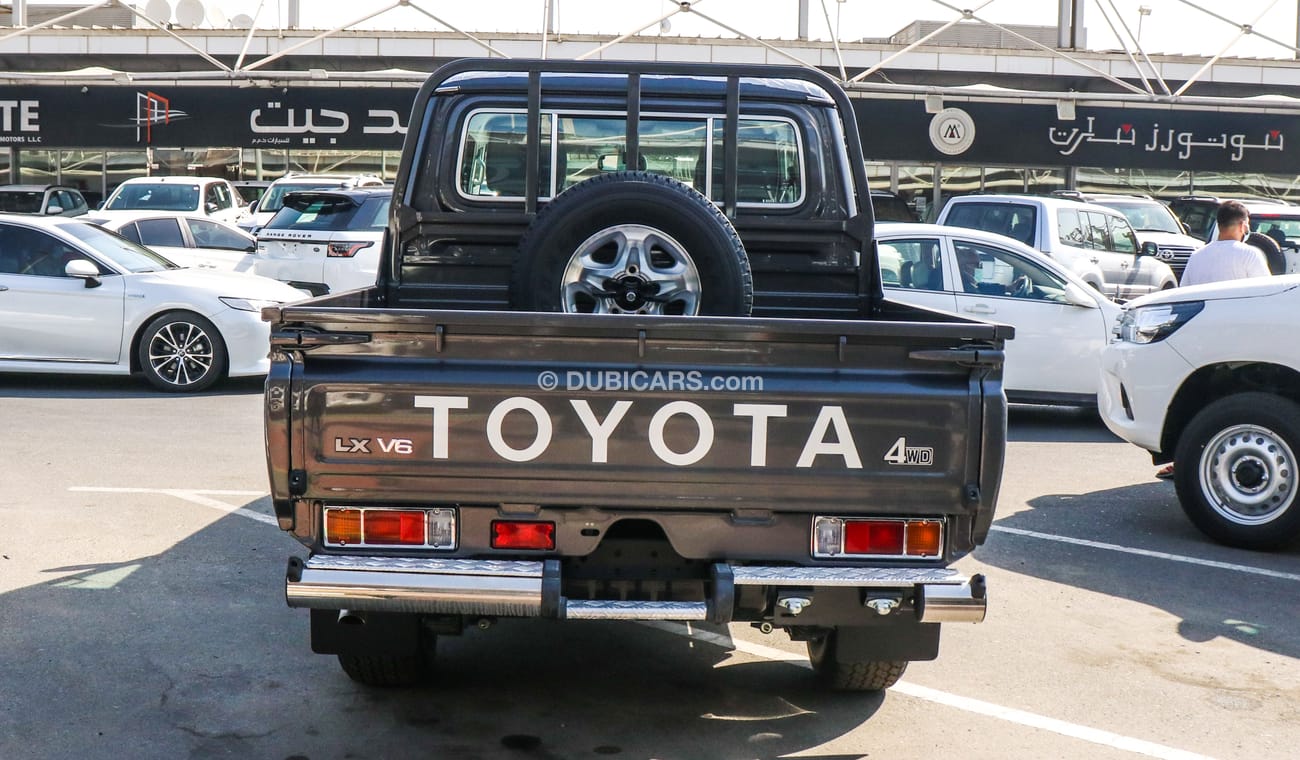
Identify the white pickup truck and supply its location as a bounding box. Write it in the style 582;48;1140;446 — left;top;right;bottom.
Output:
1099;275;1300;549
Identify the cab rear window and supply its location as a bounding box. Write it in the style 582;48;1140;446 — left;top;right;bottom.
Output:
455;109;804;208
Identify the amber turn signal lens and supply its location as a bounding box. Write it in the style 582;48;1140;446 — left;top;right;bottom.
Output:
905;520;943;557
324;508;362;546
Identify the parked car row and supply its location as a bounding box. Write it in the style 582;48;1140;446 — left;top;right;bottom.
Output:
0;173;396;393
0;214;307;392
876;191;1299;550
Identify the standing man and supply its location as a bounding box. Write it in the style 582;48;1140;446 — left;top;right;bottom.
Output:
1155;200;1271;481
1179;200;1271;286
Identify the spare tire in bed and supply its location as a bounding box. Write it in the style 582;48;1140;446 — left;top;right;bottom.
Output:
508;171;753;316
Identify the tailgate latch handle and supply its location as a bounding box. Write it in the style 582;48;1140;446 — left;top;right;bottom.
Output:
908;347;1005;368
270;329;371;350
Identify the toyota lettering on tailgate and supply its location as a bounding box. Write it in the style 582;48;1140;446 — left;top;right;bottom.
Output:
324;394;941;470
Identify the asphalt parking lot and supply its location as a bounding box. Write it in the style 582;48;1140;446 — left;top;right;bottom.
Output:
2;375;1297;760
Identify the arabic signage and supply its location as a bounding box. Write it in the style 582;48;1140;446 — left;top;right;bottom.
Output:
855;97;1300;173
0;85;415;150
1;83;1297;173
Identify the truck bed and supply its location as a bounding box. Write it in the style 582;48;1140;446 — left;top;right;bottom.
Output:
265;289;1009;560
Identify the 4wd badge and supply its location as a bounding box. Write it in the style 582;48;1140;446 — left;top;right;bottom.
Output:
884;437;934;466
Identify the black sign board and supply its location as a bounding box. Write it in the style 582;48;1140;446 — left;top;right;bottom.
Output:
0;85;416;151
855;97;1300;173
2;83;1297;173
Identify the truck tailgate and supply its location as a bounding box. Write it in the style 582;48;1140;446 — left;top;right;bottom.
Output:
267;306;1007;523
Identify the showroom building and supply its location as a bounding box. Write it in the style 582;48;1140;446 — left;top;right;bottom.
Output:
3;4;1299;217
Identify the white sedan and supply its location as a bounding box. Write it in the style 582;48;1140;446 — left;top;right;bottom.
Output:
83;211;257;273
878;222;1120;406
0;214;307;392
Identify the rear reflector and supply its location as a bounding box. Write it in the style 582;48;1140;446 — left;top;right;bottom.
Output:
812;517;943;558
491;521;555;551
324;506;456;549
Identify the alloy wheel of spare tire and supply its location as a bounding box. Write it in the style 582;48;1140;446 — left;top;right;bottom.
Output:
509;171;753;316
137;312;227;393
1174;392;1300;550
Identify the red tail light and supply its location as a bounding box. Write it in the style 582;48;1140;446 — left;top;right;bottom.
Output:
327;241;374;258
844;520;904;555
813;517;944;558
491;521;555;550
323;506;457;549
364;510;427;545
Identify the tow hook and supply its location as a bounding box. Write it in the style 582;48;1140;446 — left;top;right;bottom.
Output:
776;596;813;616
866;595;901;616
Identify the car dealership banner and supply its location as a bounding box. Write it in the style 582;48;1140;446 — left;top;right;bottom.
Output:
1;83;1297;172
855;97;1300;173
0;85;417;151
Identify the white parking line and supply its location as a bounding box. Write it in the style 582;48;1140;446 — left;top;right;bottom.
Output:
991;525;1300;583
643;621;1218;760
69;487;277;526
61;487;1256;757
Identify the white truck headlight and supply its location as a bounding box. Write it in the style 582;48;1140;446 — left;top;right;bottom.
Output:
1115;301;1204;344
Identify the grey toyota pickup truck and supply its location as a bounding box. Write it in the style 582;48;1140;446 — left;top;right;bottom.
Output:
265;59;1010;692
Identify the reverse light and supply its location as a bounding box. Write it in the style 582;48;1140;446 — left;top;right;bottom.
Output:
324;506;457;549
327;241;374;258
813;517;944;558
1114;301;1204;344
491;521;556;550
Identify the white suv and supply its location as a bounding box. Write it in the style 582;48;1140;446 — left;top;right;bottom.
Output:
102;176;244;223
1076;194;1204;282
253;187;391;296
937;194;1178;301
237;173;385;234
1099;276;1300;549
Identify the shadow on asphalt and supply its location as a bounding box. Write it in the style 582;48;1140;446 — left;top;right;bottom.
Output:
1007;403;1120;444
0;502;880;760
982;481;1300;662
0;373;265;399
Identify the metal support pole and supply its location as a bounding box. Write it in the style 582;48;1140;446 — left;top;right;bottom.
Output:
1058;0;1087;48
798;0;810;40
13;0;26;27
288;0;300;29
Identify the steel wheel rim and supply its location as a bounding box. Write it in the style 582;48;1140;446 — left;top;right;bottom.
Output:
560;224;701;315
1199;424;1296;526
147;321;216;388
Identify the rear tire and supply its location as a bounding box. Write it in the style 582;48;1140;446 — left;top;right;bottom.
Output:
337;641;434;688
806;629;908;691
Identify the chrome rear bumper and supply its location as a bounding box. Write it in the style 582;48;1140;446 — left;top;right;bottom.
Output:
286;555;986;624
